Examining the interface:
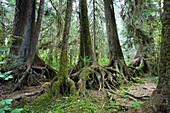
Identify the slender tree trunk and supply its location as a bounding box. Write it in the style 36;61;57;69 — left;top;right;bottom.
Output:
29;0;45;65
93;0;97;64
51;0;76;95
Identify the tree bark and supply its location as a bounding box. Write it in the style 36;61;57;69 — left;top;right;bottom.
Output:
93;0;97;64
70;0;94;74
29;0;45;65
79;0;93;67
103;0;125;64
10;0;35;63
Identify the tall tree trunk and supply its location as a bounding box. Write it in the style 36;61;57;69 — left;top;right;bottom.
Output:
29;0;45;65
103;0;131;80
51;0;76;95
93;0;97;64
10;0;35;63
79;0;93;67
9;0;45;66
103;0;125;64
7;0;56;92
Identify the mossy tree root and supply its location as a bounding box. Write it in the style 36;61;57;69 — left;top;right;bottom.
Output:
11;70;41;93
70;64;134;95
51;77;76;96
10;64;56;92
34;64;142;102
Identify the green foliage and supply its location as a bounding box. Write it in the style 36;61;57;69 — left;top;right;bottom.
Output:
0;99;23;113
98;57;110;65
80;56;92;65
116;90;125;98
0;71;13;80
150;76;159;84
133;77;146;84
0;106;11;113
0;99;13;105
0;52;13;80
0;64;23;113
11;109;23;113
130;101;141;108
136;63;143;70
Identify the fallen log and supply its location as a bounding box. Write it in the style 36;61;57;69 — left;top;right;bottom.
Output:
13;90;44;101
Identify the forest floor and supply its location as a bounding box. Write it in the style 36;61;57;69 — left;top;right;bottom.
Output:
0;76;158;113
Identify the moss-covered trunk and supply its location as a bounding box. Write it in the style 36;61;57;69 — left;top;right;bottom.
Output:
70;0;94;73
51;0;76;95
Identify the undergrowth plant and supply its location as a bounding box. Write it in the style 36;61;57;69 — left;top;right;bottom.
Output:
130;101;141;108
0;99;23;113
0;50;23;113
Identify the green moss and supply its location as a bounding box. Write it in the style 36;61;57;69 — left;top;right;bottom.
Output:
50;76;58;85
79;68;91;93
41;82;51;91
66;78;76;94
33;92;53;104
52;80;62;96
59;50;69;79
77;80;83;94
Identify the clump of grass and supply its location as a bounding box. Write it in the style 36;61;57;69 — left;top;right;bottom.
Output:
150;77;159;84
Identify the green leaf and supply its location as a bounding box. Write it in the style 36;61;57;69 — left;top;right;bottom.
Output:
2;106;11;110
5;75;13;80
0;48;8;52
0;74;5;78
4;71;13;75
11;108;23;113
5;99;13;104
0;100;6;105
0;109;5;113
0;61;5;64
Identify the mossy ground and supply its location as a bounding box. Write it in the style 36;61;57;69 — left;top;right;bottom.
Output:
8;77;157;113
22;90;128;113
